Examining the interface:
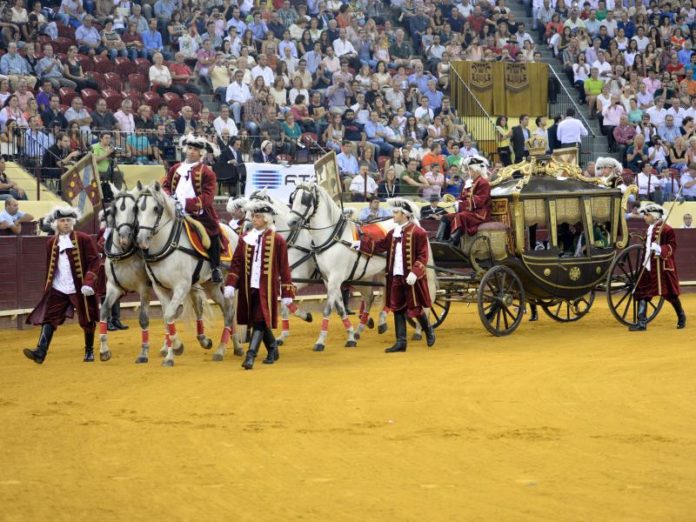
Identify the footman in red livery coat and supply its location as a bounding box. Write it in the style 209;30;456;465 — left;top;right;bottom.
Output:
448;155;492;246
224;200;295;370
354;197;435;353
162;134;224;282
630;202;686;331
24;206;100;364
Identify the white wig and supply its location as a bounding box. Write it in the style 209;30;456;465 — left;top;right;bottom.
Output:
638;202;665;220
387;197;420;220
47;205;81;231
246;199;276;226
226;196;248;214
595;157;623;172
180;133;220;158
462;155;489;175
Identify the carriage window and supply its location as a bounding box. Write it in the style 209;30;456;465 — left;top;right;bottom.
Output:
522;199;548;253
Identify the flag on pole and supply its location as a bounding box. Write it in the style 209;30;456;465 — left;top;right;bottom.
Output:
61;153;102;221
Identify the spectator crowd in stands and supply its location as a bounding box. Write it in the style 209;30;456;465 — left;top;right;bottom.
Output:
0;0;694;207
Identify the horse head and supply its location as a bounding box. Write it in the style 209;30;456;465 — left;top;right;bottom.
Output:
287;183;320;229
110;182;141;251
136;181;170;251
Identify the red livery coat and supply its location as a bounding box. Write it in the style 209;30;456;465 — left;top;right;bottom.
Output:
359;221;432;314
226;229;295;328
162;162;220;236
26;231;100;327
634;222;680;299
95;227;108;297
452;175;491;236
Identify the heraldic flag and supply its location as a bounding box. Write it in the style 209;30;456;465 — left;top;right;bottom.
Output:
61;154;102;221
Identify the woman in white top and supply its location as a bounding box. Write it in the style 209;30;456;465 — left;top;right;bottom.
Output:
10;0;28;24
323;113;345;153
270;77;289;113
572;54;590;91
372;61;391;88
354;64;372;91
149;52;174;96
466;36;485;61
0;95;27;130
596;85;613;120
427;115;446;144
288;76;309;106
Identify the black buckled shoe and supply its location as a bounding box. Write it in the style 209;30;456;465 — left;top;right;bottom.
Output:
112;319;129;330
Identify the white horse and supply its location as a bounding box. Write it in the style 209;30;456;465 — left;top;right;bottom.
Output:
286;183;436;351
248;189;392;344
136;181;241;366
105;185;225;363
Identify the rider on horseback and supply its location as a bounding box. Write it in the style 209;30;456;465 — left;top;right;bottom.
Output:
162;134;224;282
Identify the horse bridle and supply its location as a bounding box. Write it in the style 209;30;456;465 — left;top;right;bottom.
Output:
288;185;319;228
105;192;138;260
136;191;167;235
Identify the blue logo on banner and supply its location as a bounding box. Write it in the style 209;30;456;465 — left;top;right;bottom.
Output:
252;169;282;189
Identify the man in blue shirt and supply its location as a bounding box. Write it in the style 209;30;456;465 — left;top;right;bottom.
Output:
75;16;102;55
423;79;444;110
407;62;435;94
0;42;35;89
336;141;360;190
364;111;394;157
143;18;166;59
303;42;323;75
248;12;269;42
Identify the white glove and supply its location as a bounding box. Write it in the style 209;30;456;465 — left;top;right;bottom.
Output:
223;286;236;299
650;243;662;256
464;178;473;189
351;240;361;250
80;285;95;296
406;272;417;286
281;297;293;306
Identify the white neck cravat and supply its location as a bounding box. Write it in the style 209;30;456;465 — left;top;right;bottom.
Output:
247;228;266;289
643;223;656;272
392;224;405;276
53;234;77;294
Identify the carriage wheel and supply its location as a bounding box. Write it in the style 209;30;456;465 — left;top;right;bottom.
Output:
407;291;451;330
477;265;525;336
539;291;595;322
606;244;664;326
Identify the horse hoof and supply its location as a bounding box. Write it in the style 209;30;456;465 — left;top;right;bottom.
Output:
277;338;284;346
412;333;422;341
159;347;167;357
212;353;223;362
173;344;185;356
233;347;244;357
135;356;148;364
100;351;112;362
367;318;375;329
305;313;313;323
345;340;357;348
378;324;388;335
199;338;213;350
354;332;361;340
313;344;325;352
162;359;174;367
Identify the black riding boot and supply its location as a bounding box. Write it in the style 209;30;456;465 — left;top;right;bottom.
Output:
23;324;54;364
84;328;95;362
435;220;449;241
671;298;687;329
242;328;264;369
385;312;407;353
449;229;463;247
529;304;538;322
262;327;279;364
208;236;222;283
342;287;355;315
417;312;436;347
629;300;648;331
111;301;129;330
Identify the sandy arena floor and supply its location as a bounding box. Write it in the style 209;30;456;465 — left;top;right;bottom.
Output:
0;295;695;522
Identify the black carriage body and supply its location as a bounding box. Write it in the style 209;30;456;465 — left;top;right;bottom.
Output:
490;171;627;301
